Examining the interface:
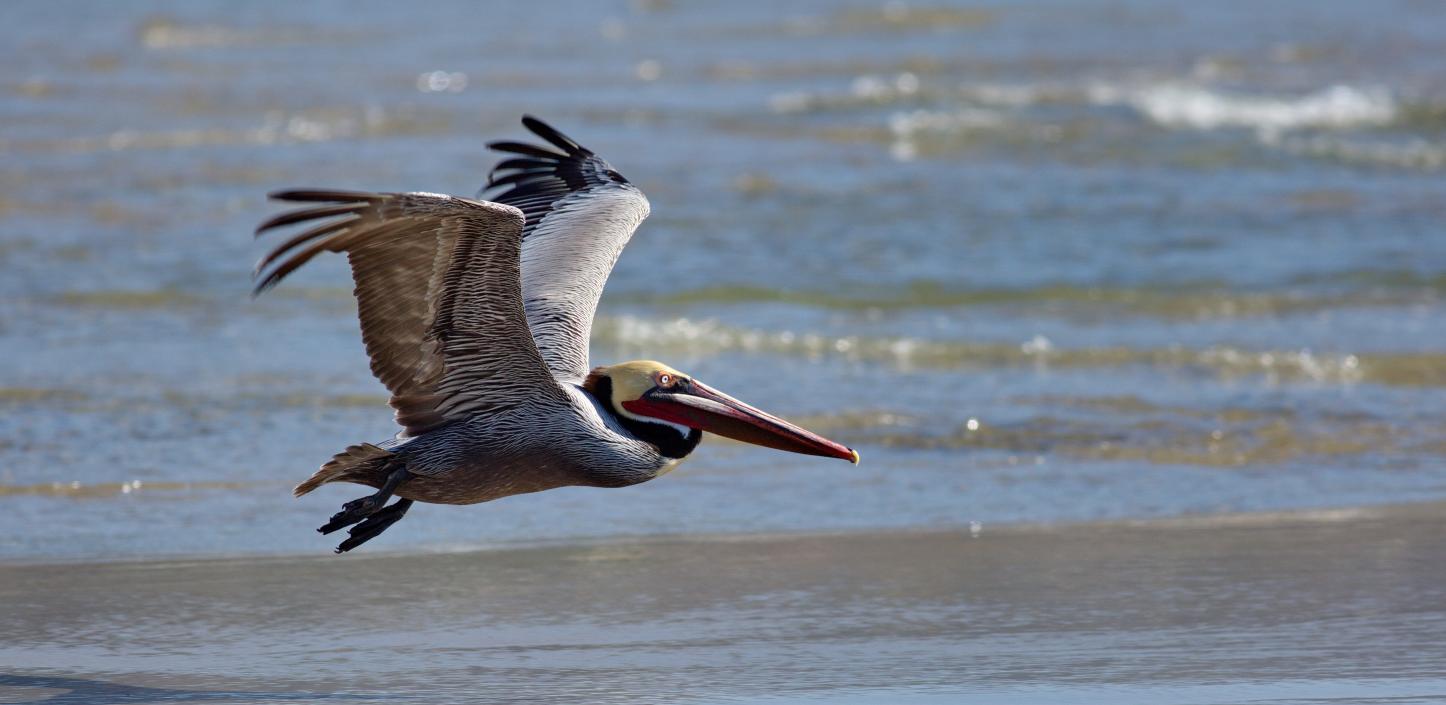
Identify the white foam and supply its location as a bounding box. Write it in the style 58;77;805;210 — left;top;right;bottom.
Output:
769;73;926;114
887;108;1006;137
959;82;1068;108
591;315;1371;384
1094;82;1397;134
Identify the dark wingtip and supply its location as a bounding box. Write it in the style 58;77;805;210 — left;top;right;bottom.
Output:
268;189;376;203
486;140;567;160
254;203;360;237
520;114;550;136
249;272;279;299
256;191;372;237
520;115;590;156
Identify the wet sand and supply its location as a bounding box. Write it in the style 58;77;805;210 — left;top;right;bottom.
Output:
3;503;1445;704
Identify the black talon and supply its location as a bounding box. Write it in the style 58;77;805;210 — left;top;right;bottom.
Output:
317;465;411;535
318;497;375;534
335;498;412;553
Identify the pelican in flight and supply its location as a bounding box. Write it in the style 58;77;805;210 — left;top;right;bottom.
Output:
255;116;858;553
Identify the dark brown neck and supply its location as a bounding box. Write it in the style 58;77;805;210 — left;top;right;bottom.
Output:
586;375;702;459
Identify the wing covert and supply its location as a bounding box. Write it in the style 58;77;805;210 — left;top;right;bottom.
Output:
254;189;567;436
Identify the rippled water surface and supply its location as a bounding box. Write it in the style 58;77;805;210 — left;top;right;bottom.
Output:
4;0;1443;559
2;1;1445;702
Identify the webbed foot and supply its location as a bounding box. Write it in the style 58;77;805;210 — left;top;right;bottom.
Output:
316;465;410;535
318;495;386;534
335;498;413;553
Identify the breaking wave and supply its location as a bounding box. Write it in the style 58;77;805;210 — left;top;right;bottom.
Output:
590;316;1445;387
1089;82;1398;134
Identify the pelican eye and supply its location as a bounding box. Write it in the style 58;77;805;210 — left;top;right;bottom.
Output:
655;372;675;388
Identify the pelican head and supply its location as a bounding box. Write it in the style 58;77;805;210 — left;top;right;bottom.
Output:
585;361;860;463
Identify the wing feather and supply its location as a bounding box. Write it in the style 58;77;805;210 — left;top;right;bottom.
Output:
482;116;651;383
254;190;565;436
521;115;588;154
488;141;567;160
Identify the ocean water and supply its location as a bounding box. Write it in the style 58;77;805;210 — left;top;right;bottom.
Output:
3;0;1446;558
4;2;1446;703
4;0;1444;560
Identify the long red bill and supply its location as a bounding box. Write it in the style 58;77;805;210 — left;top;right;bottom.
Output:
622;380;859;463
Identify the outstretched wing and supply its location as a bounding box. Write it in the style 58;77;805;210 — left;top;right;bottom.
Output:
484;116;651;384
254;190;567;436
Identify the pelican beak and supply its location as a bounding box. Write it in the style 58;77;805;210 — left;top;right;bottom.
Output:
622;380;860;463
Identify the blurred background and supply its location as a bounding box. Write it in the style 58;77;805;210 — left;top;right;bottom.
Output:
2;0;1444;560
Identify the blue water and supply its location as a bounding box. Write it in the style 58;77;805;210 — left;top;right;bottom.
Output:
4;4;1446;705
1;0;1444;561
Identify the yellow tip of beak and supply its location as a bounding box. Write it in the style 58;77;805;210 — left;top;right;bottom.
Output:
849;449;860;465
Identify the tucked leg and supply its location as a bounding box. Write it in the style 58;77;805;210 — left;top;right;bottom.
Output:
335;498;413;553
318;465;410;535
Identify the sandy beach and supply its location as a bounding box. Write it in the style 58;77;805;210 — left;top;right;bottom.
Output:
4;502;1445;704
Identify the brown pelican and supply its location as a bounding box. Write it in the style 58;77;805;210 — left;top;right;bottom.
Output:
254;116;859;553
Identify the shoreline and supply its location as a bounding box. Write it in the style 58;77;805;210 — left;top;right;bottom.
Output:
4;493;1444;703
1;497;1437;569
